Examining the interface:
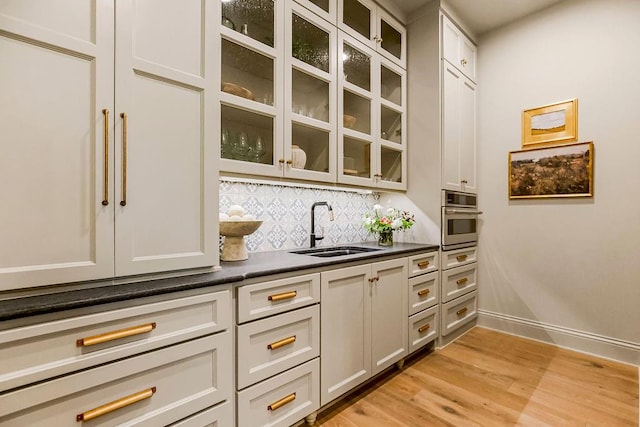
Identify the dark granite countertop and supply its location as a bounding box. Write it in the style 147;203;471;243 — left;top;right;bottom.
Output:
0;242;438;322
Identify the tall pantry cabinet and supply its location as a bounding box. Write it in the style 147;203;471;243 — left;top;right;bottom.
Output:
0;0;218;291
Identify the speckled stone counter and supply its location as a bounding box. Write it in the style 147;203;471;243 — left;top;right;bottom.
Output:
0;242;438;321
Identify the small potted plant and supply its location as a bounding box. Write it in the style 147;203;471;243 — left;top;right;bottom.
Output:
363;204;415;246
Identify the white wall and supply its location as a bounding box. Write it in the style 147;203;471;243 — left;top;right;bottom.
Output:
477;0;640;363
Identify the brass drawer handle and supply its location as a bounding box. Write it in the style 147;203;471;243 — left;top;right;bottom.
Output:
456;254;468;262
417;289;430;297
101;108;109;206
418;323;431;334
456;307;468;317
456;277;469;286
268;392;296;411
417;260;430;269
267;335;296;350
76;386;156;422
76;322;156;347
268;291;297;302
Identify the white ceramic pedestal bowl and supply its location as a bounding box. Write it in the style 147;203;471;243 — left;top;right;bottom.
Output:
219;220;263;261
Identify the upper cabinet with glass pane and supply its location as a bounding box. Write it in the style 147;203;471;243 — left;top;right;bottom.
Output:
339;0;406;69
294;0;336;25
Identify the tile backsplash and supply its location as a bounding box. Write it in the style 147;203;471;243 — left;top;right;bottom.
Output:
219;178;379;252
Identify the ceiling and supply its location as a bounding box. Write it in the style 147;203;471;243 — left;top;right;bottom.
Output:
397;0;565;36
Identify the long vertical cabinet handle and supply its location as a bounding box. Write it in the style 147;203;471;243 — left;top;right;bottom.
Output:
120;112;128;206
101;109;109;206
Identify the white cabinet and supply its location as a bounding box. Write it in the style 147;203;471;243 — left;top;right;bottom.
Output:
440;246;478;341
338;0;406;68
406;250;439;354
442;15;476;82
0;0;217;291
0;288;233;426
320;257;407;406
442;59;477;193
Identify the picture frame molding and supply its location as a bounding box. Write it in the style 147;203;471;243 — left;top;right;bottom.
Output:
522;98;578;148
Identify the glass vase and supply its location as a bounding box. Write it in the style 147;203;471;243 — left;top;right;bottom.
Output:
377;230;393;247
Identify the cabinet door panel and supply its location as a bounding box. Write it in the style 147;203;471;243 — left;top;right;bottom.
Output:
371;258;407;375
0;3;114;290
459;77;477;192
442;61;462;191
320;264;371;406
114;0;217;276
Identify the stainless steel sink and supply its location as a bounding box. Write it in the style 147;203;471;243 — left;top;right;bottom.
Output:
290;246;382;258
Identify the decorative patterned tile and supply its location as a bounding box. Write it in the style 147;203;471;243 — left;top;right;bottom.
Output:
267;198;287;222
267;224;288;249
290;224;308;247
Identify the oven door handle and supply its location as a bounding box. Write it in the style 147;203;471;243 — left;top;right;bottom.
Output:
444;209;483;215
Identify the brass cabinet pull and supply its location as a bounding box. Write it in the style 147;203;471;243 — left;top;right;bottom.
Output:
456;254;468;262
76;322;156;347
268;291;297;302
417;289;430;297
456;307;468;316
373;173;383;178
268;392;296;411
120;112;128;206
456;277;469;286
418;323;431;334
278;158;285;164
286;159;293;165
417;260;430;269
101;109;109;206
76;386;156;422
267;335;296;350
461;58;468;66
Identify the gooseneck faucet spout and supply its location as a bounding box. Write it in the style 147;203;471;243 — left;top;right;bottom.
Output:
310;202;334;248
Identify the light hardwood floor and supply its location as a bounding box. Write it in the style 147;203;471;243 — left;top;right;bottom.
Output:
316;327;639;426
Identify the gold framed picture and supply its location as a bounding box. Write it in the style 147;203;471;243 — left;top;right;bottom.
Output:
522;98;577;148
509;141;594;199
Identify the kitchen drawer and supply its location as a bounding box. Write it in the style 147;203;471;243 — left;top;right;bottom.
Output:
441;291;478;336
237;273;320;323
237;358;319;427
169;400;232;427
237;305;319;389
0;290;230;393
0;332;232;426
441;246;477;270
441;262;477;303
408;251;438;277
408;305;438;354
408;271;439;316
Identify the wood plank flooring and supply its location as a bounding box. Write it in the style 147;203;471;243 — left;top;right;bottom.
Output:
316;327;639;426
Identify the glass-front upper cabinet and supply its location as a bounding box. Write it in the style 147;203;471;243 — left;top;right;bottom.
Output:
285;2;337;182
218;0;284;177
294;0;336;24
339;0;406;68
338;32;406;190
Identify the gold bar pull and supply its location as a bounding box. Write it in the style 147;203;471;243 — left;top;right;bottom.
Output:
120;112;127;207
456;254;468;262
101;108;109;206
76;386;156;422
417;260;430;269
418;323;431;334
267;335;296;350
267;392;296;411
268;291;297;302
456;307;468;317
76;322;156;347
417;289;430;297
456;277;469;286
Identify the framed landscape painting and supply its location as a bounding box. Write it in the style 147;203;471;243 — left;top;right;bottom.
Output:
509;141;594;199
522;99;577;147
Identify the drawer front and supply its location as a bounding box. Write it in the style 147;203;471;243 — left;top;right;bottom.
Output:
0;333;232;426
442;291;478;336
237;273;320;323
408;251;438;277
408;305;438;354
408;271;439;316
441;263;477;303
237;305;319;389
169;400;232;427
237;358;319;427
0;290;230;393
442;246;477;270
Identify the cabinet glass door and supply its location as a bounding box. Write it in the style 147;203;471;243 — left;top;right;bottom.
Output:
221;105;274;166
376;9;405;68
343;91;371;135
380;18;402;62
221;39;274;106
380;146;403;183
291;13;330;73
221;0;275;47
344;137;371;179
296;0;335;23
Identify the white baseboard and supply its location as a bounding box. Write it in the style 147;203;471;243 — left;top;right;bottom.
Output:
478;309;640;366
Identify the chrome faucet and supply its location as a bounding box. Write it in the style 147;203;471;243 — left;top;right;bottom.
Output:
310;202;334;248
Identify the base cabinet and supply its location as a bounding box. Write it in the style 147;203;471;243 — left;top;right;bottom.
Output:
320;257;408;406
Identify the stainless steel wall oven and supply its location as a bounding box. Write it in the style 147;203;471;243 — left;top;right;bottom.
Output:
442;190;481;250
